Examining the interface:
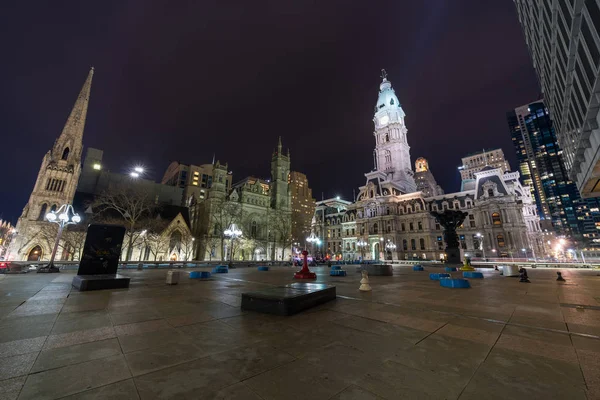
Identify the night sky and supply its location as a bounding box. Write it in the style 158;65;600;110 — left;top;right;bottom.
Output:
0;0;539;223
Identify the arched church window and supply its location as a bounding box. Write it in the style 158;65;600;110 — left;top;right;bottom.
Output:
411;239;416;250
488;189;494;197
61;147;70;160
170;231;182;252
50;204;57;212
385;134;389;142
38;204;48;221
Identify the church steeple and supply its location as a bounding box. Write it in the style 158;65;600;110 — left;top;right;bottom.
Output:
52;67;94;166
8;68;95;262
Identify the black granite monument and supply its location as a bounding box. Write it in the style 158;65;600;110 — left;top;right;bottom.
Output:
72;224;130;291
430;210;468;265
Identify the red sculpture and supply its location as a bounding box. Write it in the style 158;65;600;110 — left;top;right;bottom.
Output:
294;250;316;279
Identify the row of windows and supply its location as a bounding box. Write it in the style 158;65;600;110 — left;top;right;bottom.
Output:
45;178;66;192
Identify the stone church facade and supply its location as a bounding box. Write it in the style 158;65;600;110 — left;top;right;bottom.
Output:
313;72;545;261
190;138;293;261
8;69;94;262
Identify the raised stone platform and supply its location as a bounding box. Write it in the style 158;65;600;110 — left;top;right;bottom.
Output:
72;274;130;291
357;264;393;276
241;282;336;316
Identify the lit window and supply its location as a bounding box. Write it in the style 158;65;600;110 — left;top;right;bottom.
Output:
93;163;101;170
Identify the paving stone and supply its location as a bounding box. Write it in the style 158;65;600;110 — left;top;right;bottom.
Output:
59;379;139;399
18;355;131;400
44;326;116;350
32;338;122;373
0;352;37;380
245;358;349;400
0;376;26;400
208;342;295;380
134;357;239;399
0;336;46;358
329;385;385;400
114;319;170;337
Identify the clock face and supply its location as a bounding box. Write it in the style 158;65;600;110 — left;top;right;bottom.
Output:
379;115;389;125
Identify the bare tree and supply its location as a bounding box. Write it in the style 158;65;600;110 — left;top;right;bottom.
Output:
209;200;242;260
93;185;155;261
180;230;195;261
270;209;293;261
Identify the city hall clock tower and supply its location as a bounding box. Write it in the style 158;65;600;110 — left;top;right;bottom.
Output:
366;70;416;195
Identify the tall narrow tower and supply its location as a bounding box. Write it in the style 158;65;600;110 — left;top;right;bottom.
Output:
8;68;94;261
270;137;291;210
371;70;416;193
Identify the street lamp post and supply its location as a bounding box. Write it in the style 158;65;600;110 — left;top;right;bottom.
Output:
306;232;320;259
39;204;81;273
357;239;368;261
385;240;396;260
224;223;242;265
475;233;485;259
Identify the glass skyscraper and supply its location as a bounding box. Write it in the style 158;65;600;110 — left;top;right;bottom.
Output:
507;101;600;243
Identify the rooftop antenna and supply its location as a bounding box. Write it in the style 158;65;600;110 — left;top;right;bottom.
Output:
353;189;356;201
321;192;324;201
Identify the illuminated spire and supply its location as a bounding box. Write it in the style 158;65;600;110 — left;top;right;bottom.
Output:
53;67;94;162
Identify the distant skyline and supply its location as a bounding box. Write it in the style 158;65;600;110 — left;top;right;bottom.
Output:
0;1;539;222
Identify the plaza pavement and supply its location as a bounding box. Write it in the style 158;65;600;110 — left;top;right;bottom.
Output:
0;265;599;399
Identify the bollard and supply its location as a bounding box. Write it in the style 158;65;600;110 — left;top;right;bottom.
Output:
519;267;530;283
294;250;317;279
494;265;499;271
556;271;566;281
166;270;180;285
359;270;372;292
137;263;143;271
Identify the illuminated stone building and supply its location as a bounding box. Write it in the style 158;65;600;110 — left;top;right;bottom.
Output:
312;72;545;261
288;171;316;244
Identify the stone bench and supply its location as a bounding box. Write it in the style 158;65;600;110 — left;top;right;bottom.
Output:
440;278;471;288
241;283;336;316
463;271;483;279
257;266;269;271
212;266;228;274
357;264;393;276
190;271;211;279
330;270;347;277
331;265;342;271
445;266;458;272
429;273;451;280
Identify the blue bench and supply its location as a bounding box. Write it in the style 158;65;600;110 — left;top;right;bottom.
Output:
330;270;347;277
190;271;211;279
331;265;342;271
212;266;228;274
463;271;483;279
429;273;451;280
445;267;457;272
413;265;424;271
257;266;269;271
440;278;471;288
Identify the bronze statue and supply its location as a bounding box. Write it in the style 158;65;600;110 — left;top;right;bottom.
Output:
430;210;468;265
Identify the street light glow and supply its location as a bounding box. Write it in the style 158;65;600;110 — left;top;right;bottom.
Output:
134;166;144;173
130;172;140;178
